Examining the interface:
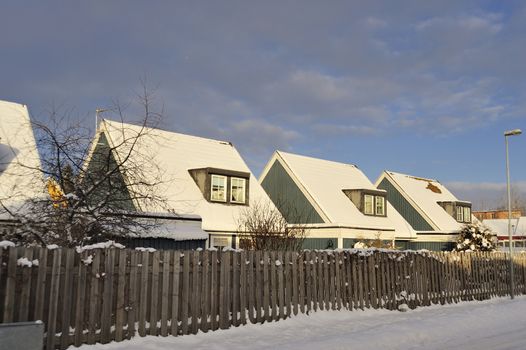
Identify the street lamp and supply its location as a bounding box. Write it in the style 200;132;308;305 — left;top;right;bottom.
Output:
505;128;521;299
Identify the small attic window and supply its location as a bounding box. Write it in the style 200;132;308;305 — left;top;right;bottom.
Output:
211;175;227;202
343;189;387;217
230;177;246;204
189;167;250;205
376;196;385;216
438;201;471;223
364;194;374;215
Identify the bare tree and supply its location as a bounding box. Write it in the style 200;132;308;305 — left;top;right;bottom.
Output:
1;87;169;247
496;184;526;214
237;200;307;251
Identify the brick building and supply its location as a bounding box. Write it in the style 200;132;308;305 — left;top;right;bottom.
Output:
473;209;522;221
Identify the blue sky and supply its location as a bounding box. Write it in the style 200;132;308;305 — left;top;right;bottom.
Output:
1;1;525;209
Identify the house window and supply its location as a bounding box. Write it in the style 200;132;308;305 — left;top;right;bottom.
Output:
211;236;229;248
230;177;246;204
364;194;374;215
463;207;471;223
211;175;227;202
456;207;464;222
376;196;385;216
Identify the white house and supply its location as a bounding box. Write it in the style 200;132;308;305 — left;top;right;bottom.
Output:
483;217;526;250
0;100;44;228
92;119;279;249
259;151;415;249
375;171;475;250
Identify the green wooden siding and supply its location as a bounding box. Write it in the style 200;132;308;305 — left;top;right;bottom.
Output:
261;160;324;224
395;241;455;251
343;238;358;248
84;132;136;211
302;238;337;250
377;178;434;231
116;237;206;250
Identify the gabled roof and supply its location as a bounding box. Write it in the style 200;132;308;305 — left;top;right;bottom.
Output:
376;171;469;232
483;217;526;238
260;151;415;238
0;100;44;219
98;119;277;233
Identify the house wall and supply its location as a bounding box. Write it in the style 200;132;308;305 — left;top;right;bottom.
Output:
301;226;396;249
377;177;434;231
85;132;136;211
395;240;455;251
114;237;206;250
302;238;338;250
260;160;324;224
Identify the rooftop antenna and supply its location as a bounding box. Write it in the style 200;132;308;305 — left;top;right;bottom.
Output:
95;108;108;134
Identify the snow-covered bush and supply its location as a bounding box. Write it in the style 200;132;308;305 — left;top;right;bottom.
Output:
354;241;368;249
454;223;497;252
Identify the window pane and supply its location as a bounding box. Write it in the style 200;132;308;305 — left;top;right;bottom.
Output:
375;196;385;216
364;194;374;215
456;206;464;222
231;177;246;203
212;237;229;248
464;207;471;222
211;175;226;201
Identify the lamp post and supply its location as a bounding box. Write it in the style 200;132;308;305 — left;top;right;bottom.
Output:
505;128;521;299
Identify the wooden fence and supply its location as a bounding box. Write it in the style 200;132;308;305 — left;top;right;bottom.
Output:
1;246;526;349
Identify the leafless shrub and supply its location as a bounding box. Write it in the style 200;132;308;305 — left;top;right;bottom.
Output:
237;200;307;251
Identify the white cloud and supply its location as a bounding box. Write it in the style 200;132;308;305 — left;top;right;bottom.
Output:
364;17;388;30
446;181;526;210
311;124;379;136
415;13;502;33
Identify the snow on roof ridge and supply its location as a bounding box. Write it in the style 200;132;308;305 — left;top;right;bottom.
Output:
102;118;235;147
386;170;440;183
0;99;27;109
277;150;358;168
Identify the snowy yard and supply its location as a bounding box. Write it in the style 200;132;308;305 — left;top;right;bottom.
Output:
76;297;526;350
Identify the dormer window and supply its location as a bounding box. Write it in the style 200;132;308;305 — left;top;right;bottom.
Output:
376;196;385;216
211;174;227;202
343;189;387;217
460;206;471;223
230;177;246;204
438;201;471;223
364;194;374;214
189;167;250;205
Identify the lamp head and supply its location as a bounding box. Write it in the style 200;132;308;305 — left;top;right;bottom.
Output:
504;129;522;137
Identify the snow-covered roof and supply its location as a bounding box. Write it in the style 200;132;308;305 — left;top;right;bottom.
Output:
125;217;208;241
261;151;415;238
483;217;526;238
376;171;470;232
0;100;44;219
98;119;277;233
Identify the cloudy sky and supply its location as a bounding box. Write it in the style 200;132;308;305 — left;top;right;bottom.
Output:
1;1;525;209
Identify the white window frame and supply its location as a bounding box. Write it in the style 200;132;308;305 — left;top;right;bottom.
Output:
211;236;231;249
210;174;227;202
375;196;385;216
456;206;464;222
364;194;374;215
230;177;246;204
463;207;471;223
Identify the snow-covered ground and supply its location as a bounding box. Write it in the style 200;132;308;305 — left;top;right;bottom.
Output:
76;297;526;350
